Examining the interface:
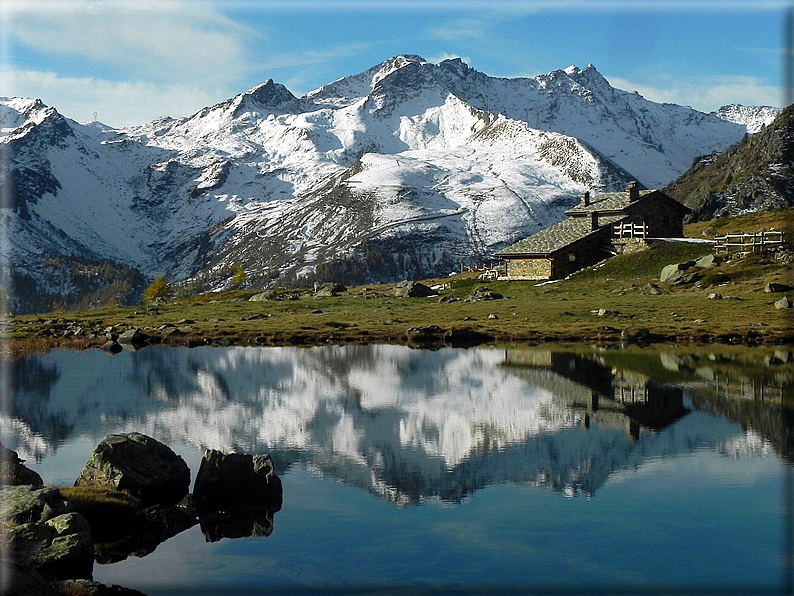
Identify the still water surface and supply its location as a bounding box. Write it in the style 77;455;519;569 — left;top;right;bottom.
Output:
5;344;793;595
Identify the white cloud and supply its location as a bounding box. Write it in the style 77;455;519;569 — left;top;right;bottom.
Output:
255;43;374;73
1;67;232;128
5;0;254;85
605;74;783;111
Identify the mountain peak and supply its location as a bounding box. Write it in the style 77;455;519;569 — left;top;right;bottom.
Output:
243;79;298;108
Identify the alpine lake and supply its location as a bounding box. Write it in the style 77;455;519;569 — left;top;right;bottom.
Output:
5;341;793;596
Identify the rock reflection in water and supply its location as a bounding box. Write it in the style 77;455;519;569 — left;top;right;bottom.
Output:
197;504;277;543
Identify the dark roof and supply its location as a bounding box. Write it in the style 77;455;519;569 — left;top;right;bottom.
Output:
495;215;623;257
565;189;691;216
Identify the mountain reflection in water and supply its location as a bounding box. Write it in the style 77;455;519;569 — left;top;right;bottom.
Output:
5;344;791;506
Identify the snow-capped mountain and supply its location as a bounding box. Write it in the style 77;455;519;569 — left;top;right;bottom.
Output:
712;104;781;134
0;55;778;312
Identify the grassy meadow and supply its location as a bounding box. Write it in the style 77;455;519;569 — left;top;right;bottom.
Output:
4;209;793;352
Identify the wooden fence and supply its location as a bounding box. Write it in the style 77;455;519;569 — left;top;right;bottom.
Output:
714;230;786;254
613;222;648;239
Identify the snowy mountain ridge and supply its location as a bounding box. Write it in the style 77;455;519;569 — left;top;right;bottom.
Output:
0;55;779;312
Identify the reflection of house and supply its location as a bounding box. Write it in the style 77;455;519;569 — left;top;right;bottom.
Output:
503;349;689;440
495;181;691;280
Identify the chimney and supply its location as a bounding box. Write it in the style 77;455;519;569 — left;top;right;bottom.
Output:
590;210;599;231
627;181;639;202
581;191;590;206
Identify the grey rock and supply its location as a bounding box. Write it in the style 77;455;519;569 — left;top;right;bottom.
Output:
393;281;435;298
707;293;722;299
249;290;278;301
313;282;346;297
405;325;445;342
464;286;504;302
694;254;720;269
0;443;43;487
116;328;148;347
0;485;73;525
74;433;190;505
659;260;695;283
439;294;458;303
241;313;271;321
10;512;94;581
765;282;793;293
100;340;122;355
774;296;792;309
645;283;664;295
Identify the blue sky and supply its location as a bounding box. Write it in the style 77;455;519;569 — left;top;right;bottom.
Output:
0;0;789;128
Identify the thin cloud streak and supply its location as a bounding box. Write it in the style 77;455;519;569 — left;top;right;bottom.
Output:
205;0;787;11
607;74;782;111
2;67;232;128
7;0;254;85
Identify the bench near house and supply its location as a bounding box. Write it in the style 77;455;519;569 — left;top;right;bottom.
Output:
495;181;691;281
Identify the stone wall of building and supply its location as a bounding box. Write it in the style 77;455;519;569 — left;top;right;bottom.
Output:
613;238;649;254
625;201;685;237
506;258;552;280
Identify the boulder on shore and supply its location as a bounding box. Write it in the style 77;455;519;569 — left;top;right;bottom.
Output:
116;328;149;348
0;485;94;581
74;433;190;505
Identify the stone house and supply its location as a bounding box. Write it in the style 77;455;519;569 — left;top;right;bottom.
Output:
495;181;691;280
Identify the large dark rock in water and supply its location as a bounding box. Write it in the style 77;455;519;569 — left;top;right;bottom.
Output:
193;450;282;507
74;433;190;505
0;442;43;487
0;485;94;581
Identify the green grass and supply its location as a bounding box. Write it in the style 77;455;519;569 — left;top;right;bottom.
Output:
5;210;794;350
57;486;142;540
684;207;794;237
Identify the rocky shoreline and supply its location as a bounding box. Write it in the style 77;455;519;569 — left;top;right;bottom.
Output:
1;434;282;596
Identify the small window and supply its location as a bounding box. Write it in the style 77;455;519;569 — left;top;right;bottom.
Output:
568;252;577;262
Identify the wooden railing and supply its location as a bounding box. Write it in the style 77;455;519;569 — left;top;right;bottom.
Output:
613;222;648;239
714;230;785;254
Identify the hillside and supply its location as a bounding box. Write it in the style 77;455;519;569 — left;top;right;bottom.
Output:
665;104;794;220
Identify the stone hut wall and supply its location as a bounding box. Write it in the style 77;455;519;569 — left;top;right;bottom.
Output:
624;201;686;237
505;257;552;280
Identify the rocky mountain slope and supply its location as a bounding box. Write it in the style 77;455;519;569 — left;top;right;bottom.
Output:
665;104;794;220
0;55;778;313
